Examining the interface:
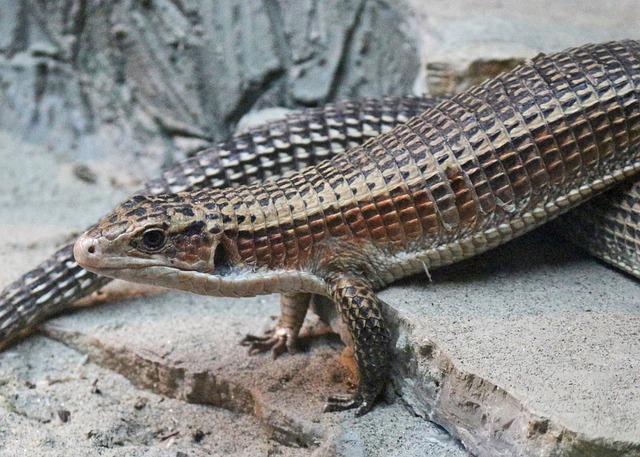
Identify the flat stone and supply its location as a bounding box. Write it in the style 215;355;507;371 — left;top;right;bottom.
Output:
383;229;640;456
35;280;465;456
0;336;296;456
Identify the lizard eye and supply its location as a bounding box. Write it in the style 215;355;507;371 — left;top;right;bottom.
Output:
140;228;166;251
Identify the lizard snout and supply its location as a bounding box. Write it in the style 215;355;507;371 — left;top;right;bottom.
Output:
73;233;103;269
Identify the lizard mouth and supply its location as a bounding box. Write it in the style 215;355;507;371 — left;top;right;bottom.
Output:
74;231;233;274
74;259;323;298
73;232;176;273
74;231;325;297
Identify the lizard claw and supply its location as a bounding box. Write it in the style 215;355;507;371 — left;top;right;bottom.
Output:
323;372;387;417
240;327;297;359
323;393;375;417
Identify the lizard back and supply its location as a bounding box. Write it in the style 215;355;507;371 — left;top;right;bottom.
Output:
209;41;640;289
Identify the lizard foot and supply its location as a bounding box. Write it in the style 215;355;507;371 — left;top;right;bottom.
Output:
240;327;297;359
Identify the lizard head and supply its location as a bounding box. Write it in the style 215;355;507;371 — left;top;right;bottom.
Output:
74;192;324;297
74;193;227;282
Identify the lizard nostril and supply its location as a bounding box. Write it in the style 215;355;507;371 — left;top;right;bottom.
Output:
74;236;102;268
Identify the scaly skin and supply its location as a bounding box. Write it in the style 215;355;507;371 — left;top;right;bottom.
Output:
73;41;640;414
0;96;439;346
4;78;640;349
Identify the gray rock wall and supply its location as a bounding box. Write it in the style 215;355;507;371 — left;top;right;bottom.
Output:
0;0;419;174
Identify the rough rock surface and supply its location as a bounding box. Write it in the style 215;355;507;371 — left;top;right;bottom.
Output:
0;0;418;178
387;234;640;456
2;1;640;456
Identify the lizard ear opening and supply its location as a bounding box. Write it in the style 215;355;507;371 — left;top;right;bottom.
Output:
213;243;230;270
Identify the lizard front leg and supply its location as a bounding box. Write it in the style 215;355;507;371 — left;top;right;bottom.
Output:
242;292;311;358
323;272;391;417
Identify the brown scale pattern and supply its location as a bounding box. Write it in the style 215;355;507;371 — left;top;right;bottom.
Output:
0;86;633;349
215;42;640;283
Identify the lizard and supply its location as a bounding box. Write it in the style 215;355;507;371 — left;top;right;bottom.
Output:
71;41;640;415
0;96;439;347
2;74;640;351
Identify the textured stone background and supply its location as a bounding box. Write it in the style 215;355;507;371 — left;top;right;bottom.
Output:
0;0;418;177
